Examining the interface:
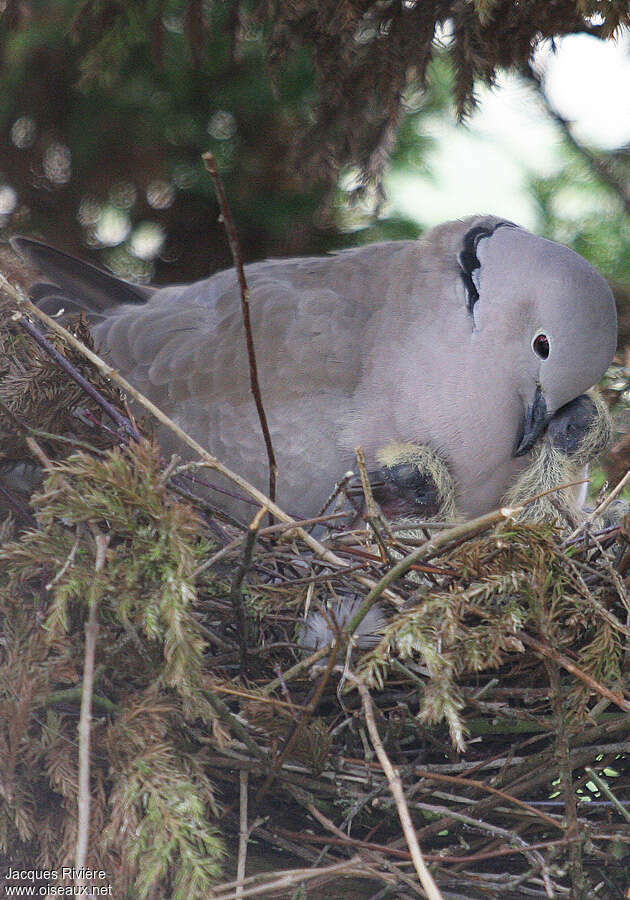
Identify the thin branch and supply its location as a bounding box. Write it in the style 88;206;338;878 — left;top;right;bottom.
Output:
192;511;347;577
210;856;373;900
236;770;248;900
546;660;586;898
524;63;630;216
346;504;524;634
46;529;81;590
202;151;278;509
355;444;394;562
230;505;267;677
75;529;109;886
412;769;564;832
584;766;630;825
564;468;630;545
254;645;341;807
261;645;331;696
7;301;140;442
519;633;630;713
355;676;443;900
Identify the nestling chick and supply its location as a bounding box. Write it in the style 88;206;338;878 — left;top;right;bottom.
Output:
503;389;612;526
346;441;457;524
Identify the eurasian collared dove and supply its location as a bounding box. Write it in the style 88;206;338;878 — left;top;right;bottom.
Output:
12;214;617;523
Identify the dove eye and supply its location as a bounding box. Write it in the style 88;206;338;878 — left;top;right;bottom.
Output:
533;333;550;359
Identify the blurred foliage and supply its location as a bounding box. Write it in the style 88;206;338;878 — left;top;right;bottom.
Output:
531;151;630;287
0;1;627;285
0;0;440;283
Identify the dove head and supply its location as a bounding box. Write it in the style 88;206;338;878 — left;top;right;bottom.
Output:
459;220;617;457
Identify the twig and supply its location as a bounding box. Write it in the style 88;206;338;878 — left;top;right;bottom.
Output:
7;303;139;442
519;633;630;713
355;676;443;900
210;856;374;900
202;151;278;510
346;505;523;634
524;64;630;216
564;468;630;545
46;529;81;590
75;529;109;887
355;444;394;562
203;685;274;767
193;511;347;576
236;770;248;900
254;645;341;807
261;645;331;695
546;660;586;898
584;766;630;825
412;770;563;832
314;470;355;521
230;506;267;677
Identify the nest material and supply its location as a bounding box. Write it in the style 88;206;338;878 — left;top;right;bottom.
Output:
0;302;629;898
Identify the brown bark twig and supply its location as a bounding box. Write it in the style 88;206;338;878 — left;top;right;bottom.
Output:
203;151;278;510
519;632;630;713
229;505;267;678
355;676;443;899
546;660;587;898
7;302;140;442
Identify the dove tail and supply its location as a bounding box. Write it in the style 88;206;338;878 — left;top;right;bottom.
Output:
11;236;152;318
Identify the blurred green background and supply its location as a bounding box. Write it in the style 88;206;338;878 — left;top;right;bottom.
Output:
0;0;627;298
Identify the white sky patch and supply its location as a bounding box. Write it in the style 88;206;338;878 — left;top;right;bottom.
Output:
387;29;630;230
538;31;630;150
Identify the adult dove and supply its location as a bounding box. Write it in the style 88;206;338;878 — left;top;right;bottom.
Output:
12;215;617;523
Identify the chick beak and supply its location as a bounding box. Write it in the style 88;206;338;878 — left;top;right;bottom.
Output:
513;385;549;457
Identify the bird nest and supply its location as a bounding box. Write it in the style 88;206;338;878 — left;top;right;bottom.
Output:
0;285;629;899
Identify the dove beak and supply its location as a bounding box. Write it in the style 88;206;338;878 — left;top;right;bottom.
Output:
513;385;549;457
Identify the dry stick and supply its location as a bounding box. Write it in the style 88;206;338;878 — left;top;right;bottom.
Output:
519;633;630;713
302;802;424;897
345;504;524;635
412;770;563;832
236;770;248;900
342;477;589;638
202;151;278;509
355;444;394;562
75;529;109;887
355;677;443;900
230;505;267;677
584;766;630;825
564;468;630;545
261;645;331;695
9;305;140;441
254;644;341;807
8;297;362;578
193;511;347;576
262;506;534;700
546;660;587;899
211;856;371;900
